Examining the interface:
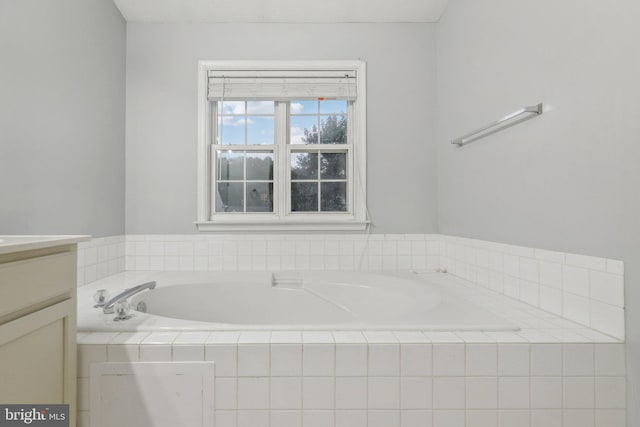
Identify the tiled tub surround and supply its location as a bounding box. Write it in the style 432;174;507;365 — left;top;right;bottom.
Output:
119;233;624;338
124;234;441;273
76;234;626;426
77;273;625;427
77;331;626;427
77;235;125;286
439;235;625;339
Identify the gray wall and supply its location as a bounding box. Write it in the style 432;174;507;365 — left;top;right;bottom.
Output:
125;23;438;234
436;0;640;422
0;0;126;237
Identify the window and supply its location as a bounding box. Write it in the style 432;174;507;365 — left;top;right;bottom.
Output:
196;61;367;231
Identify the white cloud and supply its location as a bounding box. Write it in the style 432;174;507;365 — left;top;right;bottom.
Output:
290;102;304;114
247;101;275;115
290;126;306;144
219;117;253;126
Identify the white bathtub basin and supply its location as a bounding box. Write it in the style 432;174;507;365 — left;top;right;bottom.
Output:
78;271;519;332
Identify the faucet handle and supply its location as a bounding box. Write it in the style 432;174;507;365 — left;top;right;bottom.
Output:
113;300;132;321
93;289;110;308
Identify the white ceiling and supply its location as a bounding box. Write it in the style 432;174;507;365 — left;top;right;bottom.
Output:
113;0;450;23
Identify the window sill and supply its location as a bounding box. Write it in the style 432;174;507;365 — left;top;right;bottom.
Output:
194;219;370;232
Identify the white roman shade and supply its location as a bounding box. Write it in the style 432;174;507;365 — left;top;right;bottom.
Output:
207;69;357;101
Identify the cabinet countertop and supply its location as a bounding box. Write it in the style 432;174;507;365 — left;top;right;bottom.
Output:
0;235;90;256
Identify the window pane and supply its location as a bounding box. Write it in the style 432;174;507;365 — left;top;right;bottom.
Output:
320;100;347;114
291;152;318;179
290;116;318;144
246;152;274;180
216;182;244;212
319;114;347;144
321;182;347;212
247;101;274;115
219;101;245;115
291;100;318;115
320;152;347;179
246;182;274;212
217;151;244;180
218;117;245;145
247;116;274;145
291;182;318;212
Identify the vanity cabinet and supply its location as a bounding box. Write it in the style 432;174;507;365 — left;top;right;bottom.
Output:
0;238;84;427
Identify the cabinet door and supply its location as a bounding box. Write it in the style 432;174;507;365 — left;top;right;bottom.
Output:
0;300;75;418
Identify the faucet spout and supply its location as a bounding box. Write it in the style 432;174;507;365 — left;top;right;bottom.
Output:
102;281;156;314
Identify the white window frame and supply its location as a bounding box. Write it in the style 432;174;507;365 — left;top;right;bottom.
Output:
195;60;368;232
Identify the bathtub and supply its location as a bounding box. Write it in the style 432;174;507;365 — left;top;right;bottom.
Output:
77;271;518;332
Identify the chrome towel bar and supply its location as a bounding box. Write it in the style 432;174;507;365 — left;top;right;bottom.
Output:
451;103;543;147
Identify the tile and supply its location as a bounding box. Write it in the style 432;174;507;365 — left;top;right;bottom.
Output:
215;378;237;410
401;410;432;427
270;377;302;409
530;344;562;376
173;331;210;344
302;410;334;427
562;292;590;325
562;265;589;297
465;377;497;409
172;345;205;361
303;343;335;376
530;410;562;427
401;344;432;376
563;344;594;376
79;332;120;345
433;410;464;427
108;332;150;345
465;344;497;376
336;343;367;377
364;331;398;343
78;344;107;377
498;410;530;427
368;410;400;427
400;377;432;409
498;344;529;376
237;410;269;427
107;344;139;362
563;409;595;427
433;344;465;376
139;344;172;361
530;377;562;409
565;253;607;271
238;344;270;376
466;410;498;427
595;344;626;376
368;377;400;409
595;409;626;427
237;377;269;410
333;331;367;344
335;377;367;409
271;411;301;427
595;377;626;409
564;377;595;409
539;261;562;288
303;377;334;410
432;377;465;409
589;271;624;307
205;344;237;377
141;332;179;345
368;343;400;376
590;301;624;339
498;377;529;409
271;343;302;377
270;331;302;344
238;331;271;343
